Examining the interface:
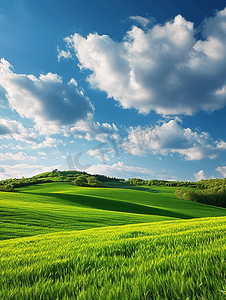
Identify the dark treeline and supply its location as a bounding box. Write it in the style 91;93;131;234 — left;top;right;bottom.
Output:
175;178;226;209
127;178;199;188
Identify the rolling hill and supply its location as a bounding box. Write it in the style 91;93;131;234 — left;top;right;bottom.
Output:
1;182;226;240
1;175;226;299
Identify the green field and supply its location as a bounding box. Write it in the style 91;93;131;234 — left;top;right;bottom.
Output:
1;182;226;299
1;182;226;240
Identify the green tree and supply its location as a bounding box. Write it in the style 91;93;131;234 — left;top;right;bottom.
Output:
87;176;97;185
175;189;185;199
74;178;84;186
5;183;14;192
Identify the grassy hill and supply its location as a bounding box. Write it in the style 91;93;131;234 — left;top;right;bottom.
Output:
1;182;226;240
1;177;226;299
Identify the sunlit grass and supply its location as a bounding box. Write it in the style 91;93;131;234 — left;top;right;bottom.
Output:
1;217;226;299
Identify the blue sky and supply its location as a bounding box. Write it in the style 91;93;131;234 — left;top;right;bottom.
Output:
0;0;226;181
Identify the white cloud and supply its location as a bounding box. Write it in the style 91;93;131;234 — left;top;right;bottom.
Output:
194;170;206;181
0;60;119;141
0;163;62;180
0;85;8;106
31;136;58;149
126;119;226;160
216;166;226;177
216;141;226;149
0;152;37;161
87;146;111;164
62;8;226;115
86;161;153;179
0;59;94;134
38;152;47;156
0;118;38;143
57;47;72;61
69;119;118;142
128;16;153;27
0;118;64;149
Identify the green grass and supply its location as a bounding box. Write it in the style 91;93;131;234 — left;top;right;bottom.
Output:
1;217;226;299
1;182;226;299
1;182;226;240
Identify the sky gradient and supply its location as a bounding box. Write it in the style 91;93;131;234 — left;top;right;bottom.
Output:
0;0;226;181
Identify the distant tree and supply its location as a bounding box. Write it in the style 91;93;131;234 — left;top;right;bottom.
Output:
5;184;14;192
74;178;84;186
175;189;185;199
87;176;97;185
77;175;87;183
92;181;105;187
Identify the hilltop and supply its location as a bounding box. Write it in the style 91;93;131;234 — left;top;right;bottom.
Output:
0;168;226;189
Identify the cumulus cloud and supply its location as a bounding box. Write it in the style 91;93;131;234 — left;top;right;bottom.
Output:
0;59;94;134
194;170;206;181
61;8;226;115
125;119;226;160
0;59;119;141
216;166;226;177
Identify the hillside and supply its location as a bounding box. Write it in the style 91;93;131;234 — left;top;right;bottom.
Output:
0;172;226;300
1;173;226;299
1;182;226;240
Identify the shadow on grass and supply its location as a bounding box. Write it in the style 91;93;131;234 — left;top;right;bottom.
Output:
22;192;192;220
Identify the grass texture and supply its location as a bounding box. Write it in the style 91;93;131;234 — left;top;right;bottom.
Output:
1;217;226;299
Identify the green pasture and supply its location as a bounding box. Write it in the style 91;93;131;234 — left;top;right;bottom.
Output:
1;182;226;240
1;217;226;299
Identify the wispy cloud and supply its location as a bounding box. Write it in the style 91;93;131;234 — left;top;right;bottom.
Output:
86;161;154;179
0;163;62;180
57;47;72;61
0;152;37;161
128;16;153;27
31;137;58;149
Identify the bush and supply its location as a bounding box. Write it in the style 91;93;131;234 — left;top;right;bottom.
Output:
5;184;14;192
74;178;84;186
175;189;186;199
91;181;105;187
87;176;97;185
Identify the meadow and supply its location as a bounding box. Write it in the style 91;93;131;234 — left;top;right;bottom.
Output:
1;182;226;240
1;217;226;299
1;181;226;299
